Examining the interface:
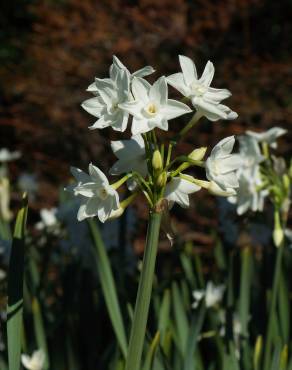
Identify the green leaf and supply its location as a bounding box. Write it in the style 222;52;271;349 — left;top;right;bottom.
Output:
158;289;170;345
184;304;206;370
172;281;189;357
142;332;160;370
88;219;128;359
6;195;28;370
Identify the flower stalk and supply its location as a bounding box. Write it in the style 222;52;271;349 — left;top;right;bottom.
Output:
125;211;162;370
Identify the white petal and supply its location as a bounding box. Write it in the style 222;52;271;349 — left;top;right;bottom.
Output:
211;136;235;158
162;99;192;120
74;183;96;197
119;101;143;119
204;88;231;103
177;178;201;194
131;77;150;103
113;55;128;70
131;117;151;135
116;69;130;101
88;164;108;185
70;167;91;183
179;55;197;85
77;202;88;221
166;73;189;96
85;197;101;218
81;97;104;117
199;61;215;87
192;98;228;120
149;76;167;106
94;78;116;106
88;115;111;130
132;66;155;78
111;111;129;132
150;117;168;131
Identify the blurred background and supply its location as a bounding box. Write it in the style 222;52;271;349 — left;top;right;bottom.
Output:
1;1;292;369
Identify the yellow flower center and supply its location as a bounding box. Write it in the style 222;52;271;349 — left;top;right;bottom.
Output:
98;187;108;200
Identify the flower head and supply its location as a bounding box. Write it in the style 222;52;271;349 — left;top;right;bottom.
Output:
68;164;119;222
87;56;155;93
120;76;192;135
164;176;201;208
206;136;243;191
0;148;21;162
21;349;45;370
192;281;225;309
246;126;287;149
167;55;237;121
35;208;58;230
82;68;130;132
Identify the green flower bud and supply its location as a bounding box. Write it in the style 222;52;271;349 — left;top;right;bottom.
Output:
157;172;167;188
283;174;290;194
188;147;207;161
273;211;284;247
152;150;163;172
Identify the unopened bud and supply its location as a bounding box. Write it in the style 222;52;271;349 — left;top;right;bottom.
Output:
283;174;290;193
152;150;163;172
157;172;167;187
273;211;284;247
188;147;207;161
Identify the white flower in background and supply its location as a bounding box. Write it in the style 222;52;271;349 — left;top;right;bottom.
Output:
206;136;243;192
0;178;12;221
87;55;154;93
21;349;45;370
0;148;21;162
68;164;119;222
237;135;264;172
110;134;147;177
246;126;287;149
0;269;6;281
82;68;130;131
35;208;58;230
164;176;201;208
228;168;269;215
110;134;147;191
167;55;237;121
120;76;192;135
192;281;225;309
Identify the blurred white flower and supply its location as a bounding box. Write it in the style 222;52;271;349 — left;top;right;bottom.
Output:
238;135;264;171
0;148;21;162
110;134;147;176
0;269;6;281
192;281;225;309
35;208;58;230
120;76;192;135
246;126;287;149
228;168;269;215
68;164;119;222
82;68;130;131
167;55;237;121
164;176;201;208
21;349;45;370
0;178;12;221
206;136;243;191
110;134;147;191
87;55;154;93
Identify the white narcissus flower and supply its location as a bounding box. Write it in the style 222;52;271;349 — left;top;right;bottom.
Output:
228;168;269;215
164;176;201;208
167;55;237;121
206;136;243;192
69;164;120;223
87;55;155;93
192;281;225;309
35;208;58;230
120;76;192;135
110;134;147;177
0;148;21;162
21;349;45;370
110;134;147;191
246;126;287;149
82;68;130;132
0;178;12;221
238;135;264;171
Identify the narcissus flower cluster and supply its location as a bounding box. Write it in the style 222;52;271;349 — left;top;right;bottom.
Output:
67;55;243;223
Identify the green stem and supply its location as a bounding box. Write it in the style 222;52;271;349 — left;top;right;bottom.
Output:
174;111;202;143
263;242;284;370
125;211;162;370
